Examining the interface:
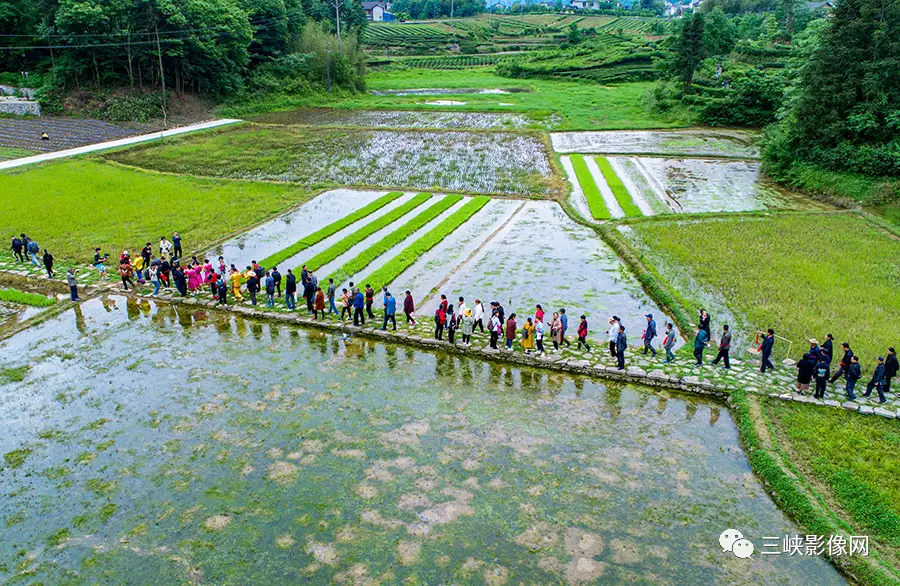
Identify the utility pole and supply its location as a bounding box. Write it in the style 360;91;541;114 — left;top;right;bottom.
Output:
154;21;168;128
329;0;343;52
326;39;331;93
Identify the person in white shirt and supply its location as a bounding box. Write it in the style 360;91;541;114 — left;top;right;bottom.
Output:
473;299;485;332
606;316;620;359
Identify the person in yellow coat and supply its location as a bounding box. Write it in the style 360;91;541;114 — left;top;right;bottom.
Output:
522;317;535;355
229;268;244;301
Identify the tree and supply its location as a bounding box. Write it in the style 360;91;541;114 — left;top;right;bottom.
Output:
703;7;736;55
670;12;706;94
764;0;900;176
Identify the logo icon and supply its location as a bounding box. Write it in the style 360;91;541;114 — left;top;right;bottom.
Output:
720;529;754;558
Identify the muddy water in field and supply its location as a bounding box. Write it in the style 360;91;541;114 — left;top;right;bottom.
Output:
550;130;761;159
618;158;826;214
250;108;542;130
0;298;844;585
422;201;678;343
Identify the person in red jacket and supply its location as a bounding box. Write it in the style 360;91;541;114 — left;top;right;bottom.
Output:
434;305;446;340
577;315;591;351
505;313;518;351
404;290;416;325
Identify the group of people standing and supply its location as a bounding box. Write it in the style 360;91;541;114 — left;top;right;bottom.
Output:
792;337;897;404
10;233;55;279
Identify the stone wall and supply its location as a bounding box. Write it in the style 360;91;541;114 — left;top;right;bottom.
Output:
0;100;41;116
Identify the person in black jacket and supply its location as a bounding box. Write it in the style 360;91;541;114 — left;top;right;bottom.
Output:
303;278;315;312
795;352;816;394
885;347;898;395
829;343;854;384
711;324;732;369
246;271;259;306
845;355;861;401
641;314;657;356
821;333;834;362
615;325;627;370
284;269;297;310
863;356;887;403
271;267;282;297
759;328;775;373
813;355;830;399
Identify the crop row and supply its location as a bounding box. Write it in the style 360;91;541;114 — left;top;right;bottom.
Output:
327;194;463;285
302;193;434;273
598;17;657;33
569;155;610;220
364;196;491;290
258;192;402;269
596;157;641;217
0;288;57;307
400;55;500;69
364;24;451;43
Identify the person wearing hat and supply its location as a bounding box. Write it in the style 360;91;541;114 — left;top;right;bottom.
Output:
808;338;822;363
863;356;887;403
642;314;657;356
460;308;474;345
885;347;898;395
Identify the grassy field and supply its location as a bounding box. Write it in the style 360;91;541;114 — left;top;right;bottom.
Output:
627;213;900;370
0;160;313;263
764;398;900;572
0;288;56;307
225;69;690;131
0;146;36;162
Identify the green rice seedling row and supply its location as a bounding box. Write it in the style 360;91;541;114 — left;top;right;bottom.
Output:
0;288;57;307
569;154;611;220
327;194;463;284
596;156;642;217
301;193;434;272
364;196;491;289
258;192;403;268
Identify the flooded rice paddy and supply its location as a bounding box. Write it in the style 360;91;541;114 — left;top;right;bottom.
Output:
0;298;843;584
614;157;827;214
551;130;761;159
420;201;677;342
208;189;387;263
249;108;543;130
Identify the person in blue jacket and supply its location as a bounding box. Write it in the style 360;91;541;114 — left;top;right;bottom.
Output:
382;291;397;331
693;326;709;365
642;313;657;356
353;288;365;326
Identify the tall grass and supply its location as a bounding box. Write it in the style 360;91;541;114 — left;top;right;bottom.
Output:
0;288;56;307
630;214;900;369
328;194;463;284
569;154;610;220
365;196;491;289
596;156;641;217
301;193;433;272
259;192;403;268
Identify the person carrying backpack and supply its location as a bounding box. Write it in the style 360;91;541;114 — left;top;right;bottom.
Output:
813;355;830;399
27;238;41;267
10;235;24;262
